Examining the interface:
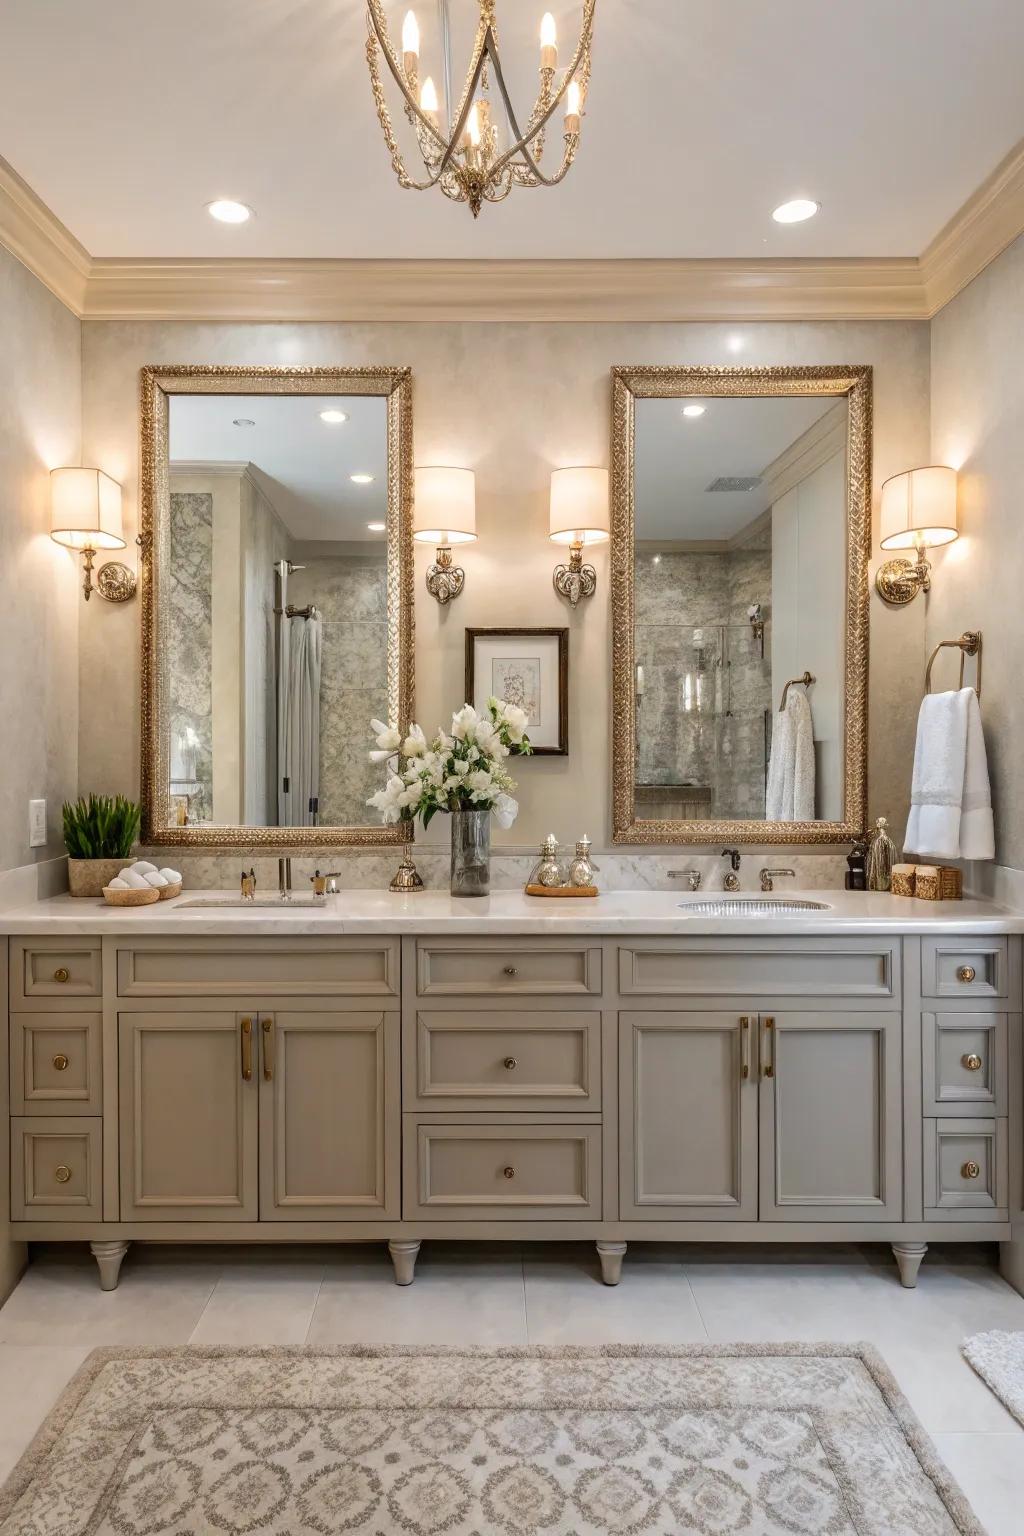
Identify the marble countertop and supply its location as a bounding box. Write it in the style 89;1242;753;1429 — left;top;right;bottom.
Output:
0;888;1021;935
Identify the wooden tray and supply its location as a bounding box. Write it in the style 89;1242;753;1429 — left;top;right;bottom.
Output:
524;884;599;898
102;885;160;906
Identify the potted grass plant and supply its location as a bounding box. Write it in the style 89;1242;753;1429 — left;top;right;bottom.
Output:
63;794;142;897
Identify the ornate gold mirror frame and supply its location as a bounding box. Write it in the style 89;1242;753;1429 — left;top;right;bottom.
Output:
610;364;871;845
139;364;414;847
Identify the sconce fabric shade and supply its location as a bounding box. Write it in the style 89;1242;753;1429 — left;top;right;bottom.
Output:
549;466;610;545
50;467;125;550
413;466;477;545
879;466;958;551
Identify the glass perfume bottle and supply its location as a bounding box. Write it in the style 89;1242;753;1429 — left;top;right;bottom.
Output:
529;834;564;888
568;835;598;888
866;817;897;892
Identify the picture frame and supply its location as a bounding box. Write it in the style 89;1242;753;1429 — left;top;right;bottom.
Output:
465;628;569;756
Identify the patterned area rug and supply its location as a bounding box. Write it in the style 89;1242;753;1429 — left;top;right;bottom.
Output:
963;1329;1024;1427
0;1344;982;1534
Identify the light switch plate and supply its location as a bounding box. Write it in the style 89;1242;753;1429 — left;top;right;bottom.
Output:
28;799;47;847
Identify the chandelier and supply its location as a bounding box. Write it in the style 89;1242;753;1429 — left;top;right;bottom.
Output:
365;0;596;217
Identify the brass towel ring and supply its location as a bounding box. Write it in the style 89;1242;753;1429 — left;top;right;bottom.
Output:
924;631;982;699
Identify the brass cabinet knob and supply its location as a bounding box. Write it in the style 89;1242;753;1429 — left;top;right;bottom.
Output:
53;967;70;984
503;1165;516;1179
503;966;518;977
52;1053;70;1072
961;1160;981;1180
962;1053;983;1072
54;1164;72;1184
503;1057;518;1071
957;965;977;984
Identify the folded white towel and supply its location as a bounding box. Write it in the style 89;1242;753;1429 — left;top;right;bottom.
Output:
905;688;994;860
159;867;182;884
766;689;816;821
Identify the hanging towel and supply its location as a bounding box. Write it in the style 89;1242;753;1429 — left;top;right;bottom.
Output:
905;687;994;860
766;689;816;821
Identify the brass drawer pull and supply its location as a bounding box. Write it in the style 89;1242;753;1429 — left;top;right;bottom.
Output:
961;1160;981;1180
52;1053;70;1072
53;967;70;984
54;1164;72;1184
739;1016;750;1080
962;1053;983;1072
503;966;518;977
957;965;977;984
503;1165;516;1179
763;1016;775;1079
503;1056;518;1071
262;1017;274;1081
240;1017;253;1082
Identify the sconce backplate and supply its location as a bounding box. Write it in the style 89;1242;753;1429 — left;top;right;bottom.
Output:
875;556;926;606
96;561;138;603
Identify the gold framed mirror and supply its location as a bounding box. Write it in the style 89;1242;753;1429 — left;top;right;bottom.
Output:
611;364;871;844
140;364;413;847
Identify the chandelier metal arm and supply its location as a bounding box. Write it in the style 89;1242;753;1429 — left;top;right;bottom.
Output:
487;1;595;184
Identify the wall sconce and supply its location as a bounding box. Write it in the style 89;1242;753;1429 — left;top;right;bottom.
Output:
549;466;610;606
413;466;477;604
875;465;959;605
49;467;136;602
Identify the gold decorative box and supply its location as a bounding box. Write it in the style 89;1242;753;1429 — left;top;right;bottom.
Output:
915;864;940;901
938;865;963;900
891;864;916;898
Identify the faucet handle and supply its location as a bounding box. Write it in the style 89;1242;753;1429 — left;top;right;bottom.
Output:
669;869;703;892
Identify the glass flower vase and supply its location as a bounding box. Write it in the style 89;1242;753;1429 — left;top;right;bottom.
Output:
450;808;491;898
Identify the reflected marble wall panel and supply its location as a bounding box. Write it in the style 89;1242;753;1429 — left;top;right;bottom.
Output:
241;478;291;825
169;491;213;821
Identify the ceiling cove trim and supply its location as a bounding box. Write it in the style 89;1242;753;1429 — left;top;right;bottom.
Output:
1;140;1022;324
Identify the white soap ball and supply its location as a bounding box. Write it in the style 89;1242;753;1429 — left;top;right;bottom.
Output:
144;871;168;887
131;860;157;874
159;868;182;884
106;877;130;889
122;869;151;889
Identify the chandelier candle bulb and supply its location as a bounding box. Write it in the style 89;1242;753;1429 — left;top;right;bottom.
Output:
401;9;419;82
419;75;438;122
540;11;557;69
564;78;581;133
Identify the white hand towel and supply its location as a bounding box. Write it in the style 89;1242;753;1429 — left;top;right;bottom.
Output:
765;689;816;821
905;688;994;860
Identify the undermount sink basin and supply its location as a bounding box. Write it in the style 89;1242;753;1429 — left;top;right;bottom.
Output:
175;896;331;910
678;897;832;915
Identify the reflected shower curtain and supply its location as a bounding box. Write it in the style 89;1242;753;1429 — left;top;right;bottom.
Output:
277;616;322;826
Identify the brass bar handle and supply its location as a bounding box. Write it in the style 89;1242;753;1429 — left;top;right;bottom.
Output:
763;1016;776;1079
739;1016;750;1080
262;1017;274;1081
957;965;976;984
240;1017;253;1082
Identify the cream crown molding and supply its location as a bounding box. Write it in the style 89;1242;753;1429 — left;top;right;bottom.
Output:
2;141;1023;323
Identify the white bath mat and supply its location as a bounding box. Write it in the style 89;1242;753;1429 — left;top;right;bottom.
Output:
963;1329;1024;1426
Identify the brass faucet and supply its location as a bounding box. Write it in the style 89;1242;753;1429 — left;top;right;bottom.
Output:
760;867;795;892
240;868;256;902
669;869;703;892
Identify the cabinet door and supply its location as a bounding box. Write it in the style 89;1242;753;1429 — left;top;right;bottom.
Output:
259;1011;398;1220
619;1012;758;1220
759;1011;902;1221
119;1011;258;1220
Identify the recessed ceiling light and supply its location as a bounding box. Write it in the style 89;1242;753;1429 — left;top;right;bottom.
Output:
319;409;348;424
772;198;819;224
366;521;386;532
233;417;255;427
207;198;253;224
350;473;375;485
682;404;706;418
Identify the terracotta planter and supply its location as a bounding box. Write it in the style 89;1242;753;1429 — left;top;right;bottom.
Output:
67;858;129;898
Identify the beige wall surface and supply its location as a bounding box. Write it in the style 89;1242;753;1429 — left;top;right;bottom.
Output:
930;232;1024;872
0;246;81;873
79;318;931;851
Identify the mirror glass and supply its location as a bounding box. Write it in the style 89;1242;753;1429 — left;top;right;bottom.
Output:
165;393;390;829
632;393;848;824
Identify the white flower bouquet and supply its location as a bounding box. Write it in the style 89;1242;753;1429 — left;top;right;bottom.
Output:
367;698;533;830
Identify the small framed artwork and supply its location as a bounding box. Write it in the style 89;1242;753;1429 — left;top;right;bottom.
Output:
465;628;569;755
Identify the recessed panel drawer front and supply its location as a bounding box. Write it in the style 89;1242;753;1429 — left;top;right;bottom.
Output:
11;940;102;1005
922;1012;1007;1116
117;940;398;998
412;1012;599;1110
416;942;601;997
618;941;897;1001
404;1120;601;1220
924;1118;1008;1216
11;1117;102;1221
10;1013;103;1115
922;938;1007;999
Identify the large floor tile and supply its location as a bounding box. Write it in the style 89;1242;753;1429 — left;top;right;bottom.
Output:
0;1344;92;1483
307;1245;528;1346
0;1250;220;1345
932;1432;1024;1536
524;1245;708;1344
190;1260;326;1345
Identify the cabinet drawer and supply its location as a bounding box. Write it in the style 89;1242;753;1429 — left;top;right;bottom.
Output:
10;1013;103;1115
11;1117;102;1221
10;940;101;1006
922;1013;1007;1116
416;942;601;997
924;1118;1008;1217
404;1119;601;1220
409;1011;600;1111
117;939;398;998
922;938;1007;999
618;940;897;1001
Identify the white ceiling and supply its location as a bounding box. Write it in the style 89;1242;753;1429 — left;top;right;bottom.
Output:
634;395;836;541
169;394;388;539
1;0;1023;260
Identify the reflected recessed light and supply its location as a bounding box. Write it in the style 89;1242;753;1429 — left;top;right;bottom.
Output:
207;199;253;224
233;417;255;427
319;409;348;424
652;554;662;565
682;404;706;418
726;334;745;354
350;473;375;485
366;521;386;532
772;198;819;224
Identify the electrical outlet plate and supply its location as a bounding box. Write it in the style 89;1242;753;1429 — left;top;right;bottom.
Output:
28;799;46;848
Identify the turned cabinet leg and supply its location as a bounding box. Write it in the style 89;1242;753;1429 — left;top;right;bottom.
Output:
597;1241;627;1286
91;1241;130;1291
389;1239;421;1286
892;1241;928;1289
